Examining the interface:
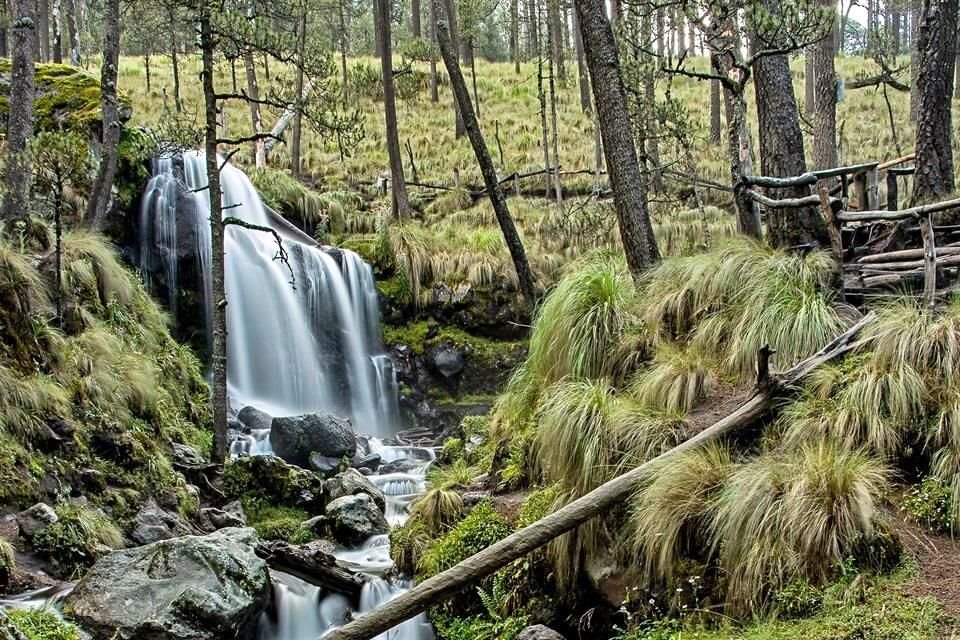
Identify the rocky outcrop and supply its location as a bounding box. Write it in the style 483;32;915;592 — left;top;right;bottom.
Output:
324;469;386;511
130;500;193;545
222;456;326;515
325;494;388;546
270;413;356;468
67;528;270;640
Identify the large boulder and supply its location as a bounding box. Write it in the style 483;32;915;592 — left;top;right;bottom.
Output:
270;413;356;468
130;500;193;545
222;456;326;515
237;406;273;432
426;343;466;381
325;494;388;546
518;625;566;640
324;469;386;511
67;528;270;640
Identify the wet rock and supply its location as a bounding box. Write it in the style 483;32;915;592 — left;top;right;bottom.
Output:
584;549;637;608
309;454;345;478
518;625;566;640
198;507;245;532
325;494;389;546
171;443;206;467
426;343;466;381
222;456;326;515
325;469;386;511
130;499;193;545
351;453;382;473
462;490;491;508
238;406;273;432
17;504;57;540
271;413;356;468
379;459;420;474
67;528;270;640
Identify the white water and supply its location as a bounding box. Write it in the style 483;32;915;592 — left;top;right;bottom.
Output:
138;152;400;436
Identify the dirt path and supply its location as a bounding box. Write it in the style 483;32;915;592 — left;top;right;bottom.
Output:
891;514;960;637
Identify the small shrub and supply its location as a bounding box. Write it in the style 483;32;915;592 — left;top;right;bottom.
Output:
439;437;465;465
31;504;124;577
773;580;824;619
5;608;81;640
0;537;15;585
900;476;952;533
391;517;432;575
419;501;512;578
241;498;312;543
410;487;464;534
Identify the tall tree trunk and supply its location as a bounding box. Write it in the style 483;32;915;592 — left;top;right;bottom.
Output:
0;2;8;58
340;1;349;108
538;31;551;199
813;0;838;171
84;0;120;226
443;0;466;138
750;4;828;248
51;0;61;63
893;10;901;54
510;0;520;73
676;9;686;54
641;11;663;193
526;0;539;59
576;0;660;277
656;7;664;56
377;0;411;218
609;0;621;23
2;0;36;222
170;15;182;113
547;24;564;211
290;9;307;175
411;0;421;37
573;6;590;111
469;39;480;118
911;0;920;120
709;77;722;145
912;0;958;202
429;0;439;101
688;20;696;55
866;0;875;54
804;52;815;115
38;0;48;61
437;20;537;302
200;6;228;466
243;51;266;168
64;0;78;64
548;0;565;81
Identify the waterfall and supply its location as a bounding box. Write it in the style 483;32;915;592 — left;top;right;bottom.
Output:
137;152;400;436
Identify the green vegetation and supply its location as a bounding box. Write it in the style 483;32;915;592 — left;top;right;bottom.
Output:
241;498;315;544
418;501;513;579
5;608;82;640
31;504;124;577
900;476;953;533
0;537;14;585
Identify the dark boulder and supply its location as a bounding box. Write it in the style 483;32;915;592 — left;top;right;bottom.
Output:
67;528;270;640
518;625;566;640
16;503;57;540
309;454;345;478
324;469;386;511
222;456;326;515
130;499;193;545
237;406;273;432
325;494;389;546
350;453;382;473
270;413;356;468
426;343;466;381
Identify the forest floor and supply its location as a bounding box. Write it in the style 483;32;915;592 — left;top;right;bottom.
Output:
893;516;960;637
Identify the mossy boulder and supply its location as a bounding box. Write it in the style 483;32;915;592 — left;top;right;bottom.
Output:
269;412;357;468
222;455;326;515
66;527;270;640
0;60;131;133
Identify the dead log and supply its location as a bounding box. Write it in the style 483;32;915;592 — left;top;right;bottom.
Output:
263;79;315;160
838;196;960;222
856;243;960;264
848;254;960;271
255;540;366;599
324;315;876;640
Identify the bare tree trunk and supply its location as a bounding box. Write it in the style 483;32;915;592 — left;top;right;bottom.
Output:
443;0;466;138
2;0;36;222
710;77;722;145
547;26;564;212
340;1;349;108
64;0;79;64
411;0;421;37
526;0;539;59
437;20;537;301
804;52;815;115
573;6;591;111
200;6;228;466
243;51;266;168
377;0;411;218
85;0;121;226
511;0;520;73
676;8;686;54
0;3;8;58
429;0;439;101
656;7;664;56
170;16;182;113
290;9;307;175
813;0;838;171
51;0;61;63
911;0;920;119
576;0;660;277
469;39;480;118
641;12;663;194
38;0;48;61
688;20;696;55
913;0;958;201
548;0;565;81
750;0;827;248
538;32;551;199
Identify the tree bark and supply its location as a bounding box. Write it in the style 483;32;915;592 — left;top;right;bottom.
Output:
676;8;686;54
526;0;539;59
323;316;875;640
709;77;722;145
750;2;828;248
255;541;365;598
377;0;412;218
912;0;958;202
576;0;660;277
443;0;466;138
573;6;590;111
548;0;565;81
51;0;61;63
243;50;266;169
200;6;228;466
437;20;537;302
38;0;48;61
813;0;838;171
64;0;78;64
911;0;920;120
804;52;815;115
411;0;421;37
641;12;663;194
290;9;307;175
170;8;182;113
84;0;120;227
2;0;36;222
429;0;439;101
511;0;520;73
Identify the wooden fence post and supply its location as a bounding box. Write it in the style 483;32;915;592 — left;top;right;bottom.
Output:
886;171;898;211
853;172;868;210
867;166;880;210
819;187;845;301
920;212;937;308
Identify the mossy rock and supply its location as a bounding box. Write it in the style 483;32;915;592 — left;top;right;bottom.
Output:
0;60;132;133
222;456;326;515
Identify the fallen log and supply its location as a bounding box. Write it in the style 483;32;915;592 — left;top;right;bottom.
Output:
255;540;366;599
324;315;876;640
856;243;960;264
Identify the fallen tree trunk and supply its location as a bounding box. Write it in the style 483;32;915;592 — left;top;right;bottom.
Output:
255;540;366;599
263;79;315;160
324;314;875;640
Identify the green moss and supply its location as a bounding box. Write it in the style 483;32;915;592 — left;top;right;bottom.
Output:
390;516;433;575
31;504;124;578
382;321;523;366
439;438;465;465
5;608;81;640
115;126;155;207
222;456;325;511
241;498;314;543
419;501;512;579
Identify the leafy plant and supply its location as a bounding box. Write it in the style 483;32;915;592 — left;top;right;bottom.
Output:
31;504;124;577
900;476;952;533
5;608;81;640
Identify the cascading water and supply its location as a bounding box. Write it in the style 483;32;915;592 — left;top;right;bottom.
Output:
137;151;399;435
